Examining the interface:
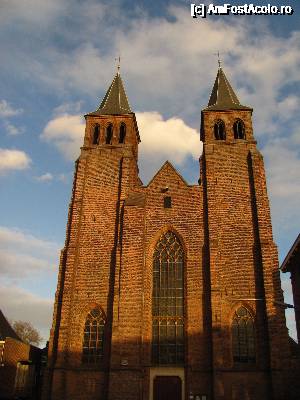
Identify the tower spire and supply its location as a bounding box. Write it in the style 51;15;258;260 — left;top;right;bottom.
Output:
88;69;132;116
205;67;252;111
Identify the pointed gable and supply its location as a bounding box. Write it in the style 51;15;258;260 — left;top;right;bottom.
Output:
88;72;132;116
205;68;252;111
147;161;188;188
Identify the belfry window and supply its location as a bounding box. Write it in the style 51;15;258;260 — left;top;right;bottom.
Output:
232;306;256;363
214;120;226;140
105;124;113;144
119;123;126;143
152;231;184;365
233;119;245;139
82;308;105;364
93;124;100;145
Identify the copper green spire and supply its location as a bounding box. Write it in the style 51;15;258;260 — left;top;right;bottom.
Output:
89;72;132;116
205;68;252;111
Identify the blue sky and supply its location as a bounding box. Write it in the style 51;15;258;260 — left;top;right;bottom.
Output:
0;0;299;343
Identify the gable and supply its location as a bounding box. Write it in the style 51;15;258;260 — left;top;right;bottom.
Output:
146;161;189;189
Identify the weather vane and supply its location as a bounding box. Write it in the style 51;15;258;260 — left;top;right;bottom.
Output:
214;51;222;68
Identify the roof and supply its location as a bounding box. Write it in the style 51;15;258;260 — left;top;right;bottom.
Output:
0;310;22;341
204;68;252;111
281;234;300;272
87;72;132;116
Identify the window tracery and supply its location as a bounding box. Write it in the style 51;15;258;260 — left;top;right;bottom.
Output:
82;308;105;364
233;119;245;139
152;231;184;365
232;306;256;363
214;120;226;140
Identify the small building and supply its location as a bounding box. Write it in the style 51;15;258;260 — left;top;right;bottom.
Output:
0;310;42;400
281;234;300;342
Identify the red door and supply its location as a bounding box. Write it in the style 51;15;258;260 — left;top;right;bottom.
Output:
153;376;182;400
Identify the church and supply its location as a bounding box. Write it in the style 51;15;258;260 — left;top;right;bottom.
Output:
42;66;300;400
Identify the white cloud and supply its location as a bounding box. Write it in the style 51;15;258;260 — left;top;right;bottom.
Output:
0;226;59;281
40;110;201;183
0;0;65;25
35;172;54;182
263;141;300;236
0;99;22;118
4;121;24;136
277;96;300;122
53;101;83;116
137;111;201;181
264;143;300;198
137;112;201;163
0;148;31;173
40;114;85;160
0;285;53;345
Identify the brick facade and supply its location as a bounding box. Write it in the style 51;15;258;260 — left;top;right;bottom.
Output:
43;69;299;400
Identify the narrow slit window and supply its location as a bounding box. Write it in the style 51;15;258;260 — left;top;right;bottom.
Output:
119;123;126;143
105;124;113;144
214;120;226;140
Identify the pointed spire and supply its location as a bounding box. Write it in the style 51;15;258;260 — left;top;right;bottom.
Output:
205;68;252;111
88;72;132;116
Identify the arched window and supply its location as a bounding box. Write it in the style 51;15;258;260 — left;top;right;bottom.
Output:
214;120;226;140
232;306;256;363
92;124;100;145
119;123;126;144
105;124;113;144
152;231;184;365
233;119;245;139
82;308;105;364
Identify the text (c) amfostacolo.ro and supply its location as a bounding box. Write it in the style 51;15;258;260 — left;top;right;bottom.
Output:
191;3;294;18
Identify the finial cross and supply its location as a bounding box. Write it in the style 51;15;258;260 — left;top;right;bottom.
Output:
115;56;121;74
214;51;222;68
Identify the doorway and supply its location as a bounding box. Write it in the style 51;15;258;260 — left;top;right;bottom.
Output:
153;376;182;400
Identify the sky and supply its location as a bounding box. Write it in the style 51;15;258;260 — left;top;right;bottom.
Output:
0;0;299;345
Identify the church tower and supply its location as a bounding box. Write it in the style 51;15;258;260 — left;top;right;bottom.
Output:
201;67;291;399
43;65;297;400
43;70;142;400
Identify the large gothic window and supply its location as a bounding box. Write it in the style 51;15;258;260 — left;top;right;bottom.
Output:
232;306;256;363
152;231;184;365
82;308;105;364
